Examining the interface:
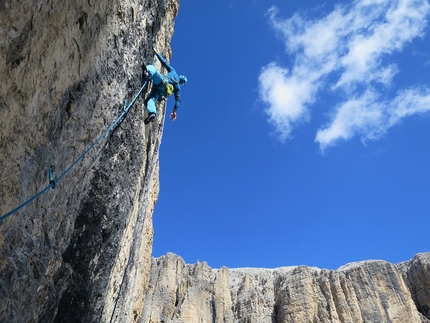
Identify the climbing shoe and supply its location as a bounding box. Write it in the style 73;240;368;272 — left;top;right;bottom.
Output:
144;113;156;124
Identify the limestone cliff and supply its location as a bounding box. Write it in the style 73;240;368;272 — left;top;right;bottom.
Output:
141;253;430;323
0;0;178;322
2;1;430;323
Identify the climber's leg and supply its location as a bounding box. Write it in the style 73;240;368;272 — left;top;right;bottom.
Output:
145;89;159;115
144;89;159;124
146;65;163;85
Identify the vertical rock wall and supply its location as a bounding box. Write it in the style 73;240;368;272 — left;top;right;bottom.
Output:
141;253;430;323
401;253;430;321
0;0;179;322
1;2;429;323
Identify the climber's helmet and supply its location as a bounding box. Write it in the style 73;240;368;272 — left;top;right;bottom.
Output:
179;75;187;85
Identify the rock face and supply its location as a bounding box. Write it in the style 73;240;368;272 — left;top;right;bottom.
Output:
1;1;430;323
0;0;178;322
401;253;430;321
141;253;430;323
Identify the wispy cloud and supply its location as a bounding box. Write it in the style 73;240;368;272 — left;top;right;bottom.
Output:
259;0;430;150
259;63;313;140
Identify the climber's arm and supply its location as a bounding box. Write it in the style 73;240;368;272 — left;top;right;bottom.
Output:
154;48;173;72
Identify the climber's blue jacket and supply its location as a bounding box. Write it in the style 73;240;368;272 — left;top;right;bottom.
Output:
153;53;181;111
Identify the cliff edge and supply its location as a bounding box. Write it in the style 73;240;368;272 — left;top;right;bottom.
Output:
0;0;178;322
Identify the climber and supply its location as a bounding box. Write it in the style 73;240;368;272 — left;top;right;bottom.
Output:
143;48;187;124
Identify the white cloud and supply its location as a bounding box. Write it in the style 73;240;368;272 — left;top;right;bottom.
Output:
259;63;313;140
316;87;430;149
315;91;385;148
259;0;430;150
388;86;430;124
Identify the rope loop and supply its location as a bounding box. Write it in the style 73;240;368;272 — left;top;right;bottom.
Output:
0;80;148;222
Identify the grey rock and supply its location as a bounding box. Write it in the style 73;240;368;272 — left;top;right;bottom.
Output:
1;1;430;323
141;253;430;323
0;0;178;322
400;253;430;323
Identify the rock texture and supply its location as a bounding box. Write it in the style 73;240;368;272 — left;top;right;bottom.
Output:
1;1;429;323
0;0;178;322
401;253;430;321
141;253;430;323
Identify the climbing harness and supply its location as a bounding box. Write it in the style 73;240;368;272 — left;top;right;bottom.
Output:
0;80;149;223
163;80;174;96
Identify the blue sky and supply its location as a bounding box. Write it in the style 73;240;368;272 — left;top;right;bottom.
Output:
152;0;430;270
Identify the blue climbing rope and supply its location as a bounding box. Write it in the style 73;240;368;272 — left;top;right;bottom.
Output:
0;80;148;223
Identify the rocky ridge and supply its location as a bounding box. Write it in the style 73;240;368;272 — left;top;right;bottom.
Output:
141;252;430;323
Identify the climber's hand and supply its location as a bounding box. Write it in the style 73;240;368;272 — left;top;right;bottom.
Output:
170;110;177;121
153;48;158;55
